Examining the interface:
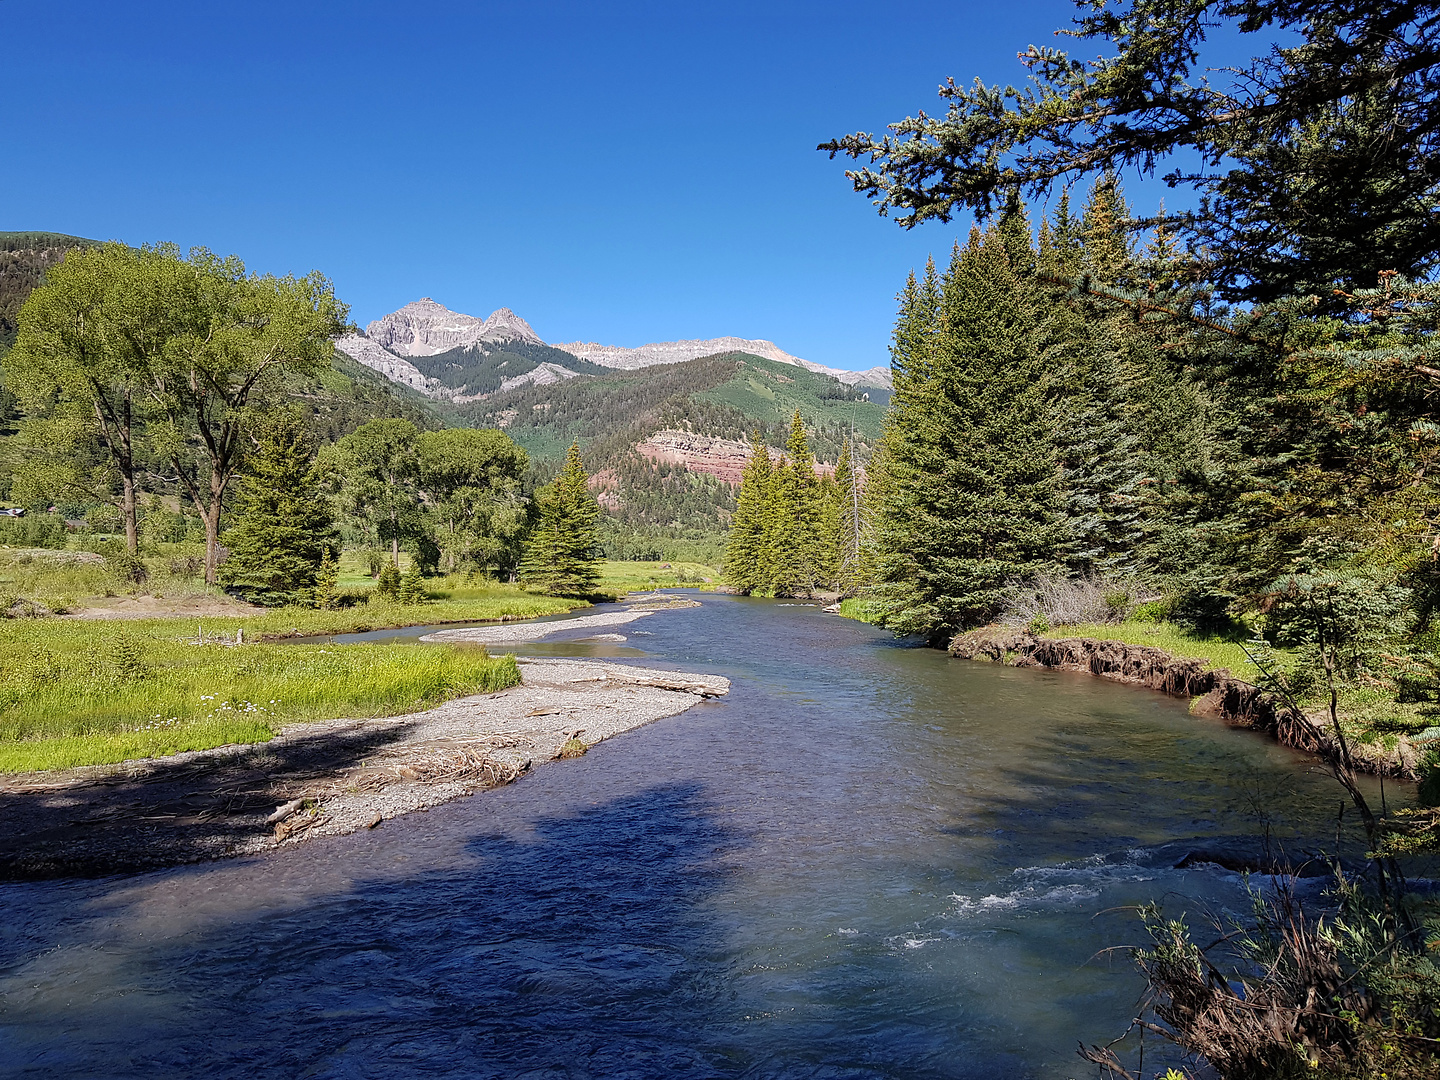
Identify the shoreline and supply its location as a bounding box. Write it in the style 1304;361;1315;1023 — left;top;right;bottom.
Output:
949;626;1428;781
0;657;729;881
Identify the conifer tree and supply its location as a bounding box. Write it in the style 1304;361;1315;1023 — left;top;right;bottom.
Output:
312;549;340;610
771;410;823;596
1040;183;1150;578
875;216;1059;638
518;440;601;596
830;435;869;594
218;411;337;607
724;431;776;594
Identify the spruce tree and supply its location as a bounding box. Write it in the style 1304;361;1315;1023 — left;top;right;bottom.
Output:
876;217;1060;638
771;410;823;596
518;441;601;596
1040;183;1149;578
218;412;337;607
724;431;776;594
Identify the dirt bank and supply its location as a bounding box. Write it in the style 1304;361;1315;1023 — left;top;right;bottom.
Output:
949;626;1424;780
0;658;729;881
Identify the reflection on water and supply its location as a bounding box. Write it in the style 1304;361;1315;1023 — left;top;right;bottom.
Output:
0;594;1429;1078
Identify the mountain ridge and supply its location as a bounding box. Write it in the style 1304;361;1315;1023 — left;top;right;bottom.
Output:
337;298;893;398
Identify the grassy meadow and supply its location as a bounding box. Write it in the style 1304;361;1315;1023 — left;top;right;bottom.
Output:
0;545;595;772
0;622;520;772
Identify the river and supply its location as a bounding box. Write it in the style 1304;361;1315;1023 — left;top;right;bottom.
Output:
0;594;1412;1078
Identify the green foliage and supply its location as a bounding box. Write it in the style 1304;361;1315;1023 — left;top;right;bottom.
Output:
822;3;1440;303
376;562;401;599
871;220;1059;638
397;564;425;605
518;441;602;596
724;431;776;594
416;426;530;577
217;411;337;607
312;549;339;610
0;232;96;350
0;512;67;549
0;622;521;772
723;414;844;596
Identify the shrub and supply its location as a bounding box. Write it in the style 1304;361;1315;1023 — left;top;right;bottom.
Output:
376;563;401;599
1000;572;1139;627
397;565;425;605
0;513;68;549
1027;613;1051;635
106;551;150;585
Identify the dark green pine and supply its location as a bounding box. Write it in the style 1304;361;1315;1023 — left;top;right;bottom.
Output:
218;413;337;607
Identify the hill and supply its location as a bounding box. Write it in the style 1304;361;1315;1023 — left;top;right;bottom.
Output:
1;232;99;350
459;352;887;560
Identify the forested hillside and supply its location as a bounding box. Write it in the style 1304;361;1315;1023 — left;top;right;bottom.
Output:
461;351;884;559
0;232;97;350
406;341;608;399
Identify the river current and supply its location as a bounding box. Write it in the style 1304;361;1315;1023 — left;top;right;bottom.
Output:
0;595;1416;1078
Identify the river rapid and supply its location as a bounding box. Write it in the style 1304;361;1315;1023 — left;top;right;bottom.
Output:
0;594;1414;1078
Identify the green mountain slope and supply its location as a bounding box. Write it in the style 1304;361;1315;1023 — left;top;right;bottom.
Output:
408;341;608;397
463;352;884;464
457;351;887;559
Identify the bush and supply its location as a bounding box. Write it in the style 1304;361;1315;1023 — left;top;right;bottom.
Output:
376;563;401;599
105;551;150;585
1027;613;1050;635
1001;572;1139;627
0;513;68;549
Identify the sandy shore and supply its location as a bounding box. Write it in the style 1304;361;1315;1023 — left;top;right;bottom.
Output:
0;658;729;881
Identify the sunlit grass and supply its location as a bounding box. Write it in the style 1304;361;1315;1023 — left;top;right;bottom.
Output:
1050;621;1267;679
0;620;520;772
597;560;719;594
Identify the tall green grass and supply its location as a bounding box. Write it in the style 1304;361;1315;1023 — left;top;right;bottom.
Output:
0;620;520;772
1052;621;1266;679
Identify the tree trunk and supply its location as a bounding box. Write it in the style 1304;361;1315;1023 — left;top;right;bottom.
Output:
203;498;223;586
121;472;139;554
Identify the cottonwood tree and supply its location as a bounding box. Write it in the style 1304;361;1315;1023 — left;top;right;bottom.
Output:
328;418;425;568
5;243;173;552
416;427;531;577
146;250;347;584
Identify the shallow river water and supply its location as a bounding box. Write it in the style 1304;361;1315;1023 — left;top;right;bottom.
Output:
0;595;1418;1078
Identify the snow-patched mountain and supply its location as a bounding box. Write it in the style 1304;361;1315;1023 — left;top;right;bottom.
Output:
553;336;892;390
366;298;543;357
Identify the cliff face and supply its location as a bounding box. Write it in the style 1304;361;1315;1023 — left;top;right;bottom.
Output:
366;298;543;356
634;428;845;486
334;334;439;396
949;627;1423;779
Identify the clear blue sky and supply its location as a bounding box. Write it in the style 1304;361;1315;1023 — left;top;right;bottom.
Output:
3;1;1201;371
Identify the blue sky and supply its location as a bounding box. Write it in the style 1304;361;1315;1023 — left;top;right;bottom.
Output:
4;1;1208;370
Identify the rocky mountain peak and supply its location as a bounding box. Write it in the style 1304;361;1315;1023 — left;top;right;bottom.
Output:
481;307;542;346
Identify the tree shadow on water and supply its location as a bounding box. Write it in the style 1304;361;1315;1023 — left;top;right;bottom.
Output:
2;782;748;1080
